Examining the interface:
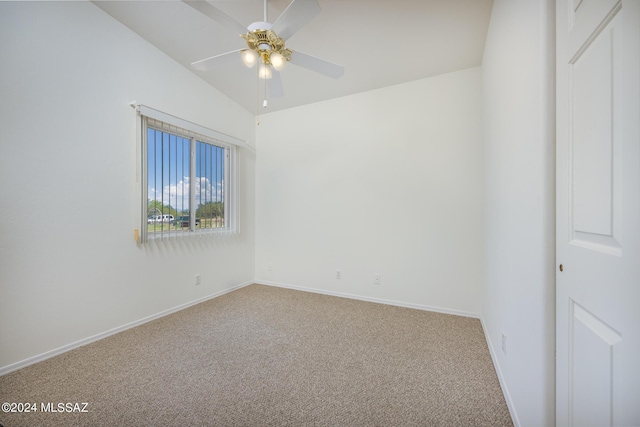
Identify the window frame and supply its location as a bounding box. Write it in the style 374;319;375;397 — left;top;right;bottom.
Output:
135;105;242;243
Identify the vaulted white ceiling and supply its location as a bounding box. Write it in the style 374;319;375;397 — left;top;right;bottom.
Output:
94;0;493;114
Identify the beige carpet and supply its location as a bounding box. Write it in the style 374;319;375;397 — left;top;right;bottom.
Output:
0;284;513;426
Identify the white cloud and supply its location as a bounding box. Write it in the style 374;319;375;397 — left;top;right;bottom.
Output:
149;176;223;211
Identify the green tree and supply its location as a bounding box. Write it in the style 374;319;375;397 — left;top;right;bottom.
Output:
196;201;223;219
148;199;178;217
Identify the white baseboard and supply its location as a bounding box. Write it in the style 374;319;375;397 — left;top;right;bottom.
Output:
255;279;480;319
480;317;520;427
0;280;253;376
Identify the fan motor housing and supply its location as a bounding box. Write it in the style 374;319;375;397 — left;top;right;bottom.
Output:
242;22;292;65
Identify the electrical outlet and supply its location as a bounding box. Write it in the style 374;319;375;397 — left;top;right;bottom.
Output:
195;274;201;285
501;333;507;355
373;274;381;285
336;270;342;279
268;264;273;272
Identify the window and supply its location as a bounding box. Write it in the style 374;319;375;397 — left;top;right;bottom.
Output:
136;105;241;242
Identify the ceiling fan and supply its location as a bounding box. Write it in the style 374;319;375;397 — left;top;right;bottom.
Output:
183;0;344;100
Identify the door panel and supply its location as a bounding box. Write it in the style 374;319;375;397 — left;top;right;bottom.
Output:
569;10;621;255
568;0;619;47
571;301;622;427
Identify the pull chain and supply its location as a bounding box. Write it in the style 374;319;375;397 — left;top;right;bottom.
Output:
256;64;260;125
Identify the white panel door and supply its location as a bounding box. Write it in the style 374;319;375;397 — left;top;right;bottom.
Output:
556;1;640;426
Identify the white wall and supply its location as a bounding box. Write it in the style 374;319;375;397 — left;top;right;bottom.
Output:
255;68;484;315
481;0;555;426
0;2;255;372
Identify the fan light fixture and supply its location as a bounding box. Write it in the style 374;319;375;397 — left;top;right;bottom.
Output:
241;27;292;77
258;63;273;79
270;52;286;70
241;49;259;68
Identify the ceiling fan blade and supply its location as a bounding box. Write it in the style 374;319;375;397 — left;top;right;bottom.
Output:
268;69;285;98
271;0;321;41
182;0;248;36
290;51;344;79
191;49;243;71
